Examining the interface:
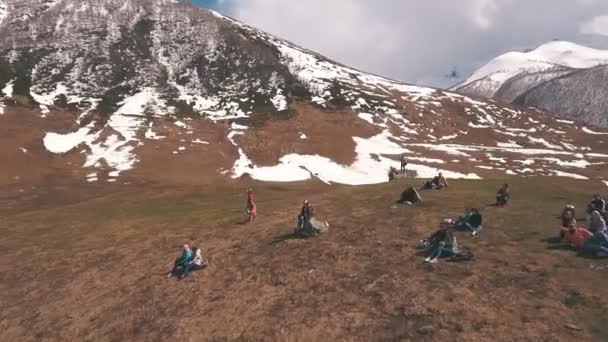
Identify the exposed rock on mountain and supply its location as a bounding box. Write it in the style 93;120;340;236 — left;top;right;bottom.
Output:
1;1;608;186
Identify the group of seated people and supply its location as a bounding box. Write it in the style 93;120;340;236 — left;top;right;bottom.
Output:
418;208;483;263
167;244;207;280
558;194;608;257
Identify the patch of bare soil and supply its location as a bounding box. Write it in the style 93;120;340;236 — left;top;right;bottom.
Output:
237;102;379;166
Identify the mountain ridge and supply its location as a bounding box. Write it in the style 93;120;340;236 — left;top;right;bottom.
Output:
1;0;608;186
455;41;608;128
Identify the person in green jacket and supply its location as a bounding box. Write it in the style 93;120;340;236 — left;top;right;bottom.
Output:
167;244;193;278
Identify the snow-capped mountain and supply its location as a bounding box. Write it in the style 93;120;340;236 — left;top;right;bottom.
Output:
455;41;608;98
455;41;608;127
1;0;608;186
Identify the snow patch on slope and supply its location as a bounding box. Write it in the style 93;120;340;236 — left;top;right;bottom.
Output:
232;131;480;185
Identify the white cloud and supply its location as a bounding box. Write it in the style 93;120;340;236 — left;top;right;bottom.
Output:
580;15;608;36
220;0;608;87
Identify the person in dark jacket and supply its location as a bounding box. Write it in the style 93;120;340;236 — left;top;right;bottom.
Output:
587;194;606;223
388;167;397;182
400;155;408;172
496;183;510;207
398;186;422;205
167;244;193;278
298;200;314;229
466;208;483;236
423;228;458;263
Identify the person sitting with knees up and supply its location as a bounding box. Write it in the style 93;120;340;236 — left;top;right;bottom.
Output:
587;194;606;222
560;205;577;239
424;172;449;190
424;228;458;263
388;167;398;182
179;247;207;279
588;210;607;234
453;207;473;228
398;186;422;205
466;208;483;236
167;244;192;278
496;183;510;207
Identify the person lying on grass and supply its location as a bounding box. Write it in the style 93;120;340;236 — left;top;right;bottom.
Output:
561;223;592;250
560;223;608;257
167;244;192;278
496;183;510;207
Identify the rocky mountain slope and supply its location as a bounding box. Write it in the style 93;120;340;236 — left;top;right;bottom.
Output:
1;0;608;186
455;41;608;128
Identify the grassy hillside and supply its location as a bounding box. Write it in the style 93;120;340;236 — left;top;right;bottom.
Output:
1;178;608;341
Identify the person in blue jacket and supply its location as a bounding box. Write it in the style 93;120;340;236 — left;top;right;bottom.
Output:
167;244;193;278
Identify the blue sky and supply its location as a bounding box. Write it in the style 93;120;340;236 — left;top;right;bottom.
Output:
187;0;224;11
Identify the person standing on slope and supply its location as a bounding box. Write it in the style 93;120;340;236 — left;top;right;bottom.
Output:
400;155;408;172
246;189;257;223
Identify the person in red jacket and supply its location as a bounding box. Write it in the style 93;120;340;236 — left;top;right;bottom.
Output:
247;189;255;205
562;223;593;249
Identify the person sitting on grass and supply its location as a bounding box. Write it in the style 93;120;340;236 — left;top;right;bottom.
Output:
423;172;449;190
421;228;458;263
580;230;608;257
496;183;510;207
388;166;398;182
179;247;207;279
466;208;483;236
397;186;422;205
588;210;607;234
587;194;606;222
453;207;473;228
560;205;577;239
167;244;193;278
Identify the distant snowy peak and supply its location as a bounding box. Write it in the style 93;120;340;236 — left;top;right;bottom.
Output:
457;41;608;97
